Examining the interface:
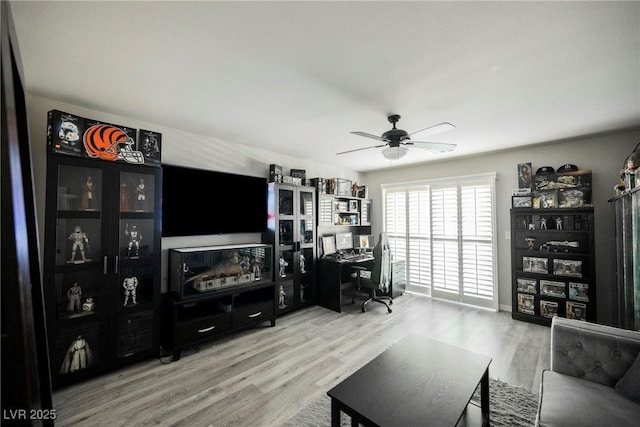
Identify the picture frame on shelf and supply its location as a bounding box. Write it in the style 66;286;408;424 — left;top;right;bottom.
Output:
512;195;532;208
517;162;533;190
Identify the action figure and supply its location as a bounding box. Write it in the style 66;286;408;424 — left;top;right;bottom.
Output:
540;218;547;230
279;256;288;277
299;253;306;274
252;257;262;280
122;276;138;306
60;335;93;374
80;175;95;210
278;285;287;309
82;298;94;312
66;282;82;313
134;178;146;211
68;225;90;262
125;224;142;257
555;217;563;230
120;182;130;212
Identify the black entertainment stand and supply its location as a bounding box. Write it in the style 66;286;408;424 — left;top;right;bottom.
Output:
162;281;277;360
163;244;277;360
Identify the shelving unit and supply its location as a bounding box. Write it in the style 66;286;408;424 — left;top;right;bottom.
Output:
318;194;371;227
264;183;317;315
511;207;596;326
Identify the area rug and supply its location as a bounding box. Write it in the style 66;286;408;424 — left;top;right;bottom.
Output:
282;378;539;427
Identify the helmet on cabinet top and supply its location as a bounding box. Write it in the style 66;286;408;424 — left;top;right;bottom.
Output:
83;124;144;164
557;164;578;173
536;166;555;175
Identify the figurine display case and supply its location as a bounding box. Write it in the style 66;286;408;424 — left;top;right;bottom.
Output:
264;183;317;315
510;207;596;326
169;244;273;300
165;244;276;360
43;154;161;388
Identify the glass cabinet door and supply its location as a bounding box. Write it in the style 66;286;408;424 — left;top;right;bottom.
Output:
278;188;294;216
50;162;106;379
115;169;159;360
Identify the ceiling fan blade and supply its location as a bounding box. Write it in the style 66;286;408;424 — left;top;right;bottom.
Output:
404;141;457;152
409;122;455;137
350;131;387;142
336;144;387;155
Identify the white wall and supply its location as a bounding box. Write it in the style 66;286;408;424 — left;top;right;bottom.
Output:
362;128;640;326
25;94;362;292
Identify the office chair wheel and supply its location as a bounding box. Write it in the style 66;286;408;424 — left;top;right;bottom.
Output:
389;300;393;305
361;307;367;313
387;307;392;313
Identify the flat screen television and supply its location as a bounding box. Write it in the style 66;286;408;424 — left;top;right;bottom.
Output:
162;164;267;236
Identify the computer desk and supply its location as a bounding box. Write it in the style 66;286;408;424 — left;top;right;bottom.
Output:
316;254;375;313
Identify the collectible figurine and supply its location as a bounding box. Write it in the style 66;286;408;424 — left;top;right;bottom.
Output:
66;282;82;313
525;237;536;250
122;276;138;306
60;335;93;374
125;224;142;257
68;225;90;262
252;257;262;280
81;175;95;210
556;217;563;230
279;256;288;277
528;222;535;230
135;178;146;211
82;298;94;312
540;218;547;230
120;182;130;212
278;285;287;309
299;253;306;274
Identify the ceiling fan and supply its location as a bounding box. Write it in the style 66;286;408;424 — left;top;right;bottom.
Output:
338;114;456;160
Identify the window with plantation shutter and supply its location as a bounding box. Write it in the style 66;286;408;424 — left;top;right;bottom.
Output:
382;173;497;310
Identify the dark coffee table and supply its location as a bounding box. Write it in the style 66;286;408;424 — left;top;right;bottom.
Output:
327;336;492;426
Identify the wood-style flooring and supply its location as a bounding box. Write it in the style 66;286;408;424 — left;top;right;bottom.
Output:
52;294;550;426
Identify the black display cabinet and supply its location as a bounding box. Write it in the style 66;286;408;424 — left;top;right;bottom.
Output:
264;183;317;315
510;207;596;326
43;154;161;387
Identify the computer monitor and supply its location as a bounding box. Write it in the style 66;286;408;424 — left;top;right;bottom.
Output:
322;235;336;257
354;235;373;250
335;232;353;252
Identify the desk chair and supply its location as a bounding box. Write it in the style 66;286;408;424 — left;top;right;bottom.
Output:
351;232;393;313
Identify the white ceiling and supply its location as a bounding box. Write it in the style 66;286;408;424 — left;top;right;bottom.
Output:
9;1;640;172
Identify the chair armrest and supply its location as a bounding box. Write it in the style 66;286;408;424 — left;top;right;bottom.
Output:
550;316;640;387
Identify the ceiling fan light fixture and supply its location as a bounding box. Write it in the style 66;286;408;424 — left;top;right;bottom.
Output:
382;146;408;160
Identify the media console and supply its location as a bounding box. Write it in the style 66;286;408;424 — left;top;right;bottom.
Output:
163;244;277;360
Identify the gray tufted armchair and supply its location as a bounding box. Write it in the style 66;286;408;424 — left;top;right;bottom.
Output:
536;316;640;426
